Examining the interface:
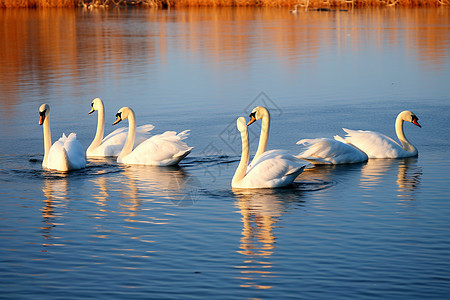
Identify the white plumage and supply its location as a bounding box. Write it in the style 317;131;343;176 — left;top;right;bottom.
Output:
86;98;154;157
39;104;86;172
296;138;368;164
232;117;308;189
335;110;421;158
114;107;192;166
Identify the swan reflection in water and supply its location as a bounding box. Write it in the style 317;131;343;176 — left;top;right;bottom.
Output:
90;164;200;219
233;188;303;290
359;157;422;201
41;175;69;248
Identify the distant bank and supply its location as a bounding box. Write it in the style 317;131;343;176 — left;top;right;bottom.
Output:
0;0;448;9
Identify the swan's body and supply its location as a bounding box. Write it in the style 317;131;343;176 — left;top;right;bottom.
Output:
86;98;154;157
296;138;368;164
335;110;421;158
232;117;307;189
39;104;86;172
113;107;193;166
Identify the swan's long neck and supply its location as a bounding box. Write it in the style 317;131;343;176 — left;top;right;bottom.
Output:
232;128;250;185
118;110;136;162
42;114;52;167
254;109;270;160
89;105;105;150
395;114;416;154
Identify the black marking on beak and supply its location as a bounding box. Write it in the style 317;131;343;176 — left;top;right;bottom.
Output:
411;115;421;128
113;112;122;125
88;102;95;114
39;109;46;125
247;112;257;126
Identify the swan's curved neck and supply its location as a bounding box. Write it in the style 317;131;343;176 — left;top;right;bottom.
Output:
118;110;136;162
232;128;250;186
88;105;105;150
42;114;52;167
395;114;416;154
254;109;270;160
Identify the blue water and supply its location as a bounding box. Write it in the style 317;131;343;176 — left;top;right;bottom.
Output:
0;7;449;299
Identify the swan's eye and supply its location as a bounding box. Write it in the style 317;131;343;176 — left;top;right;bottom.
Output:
249;112;256;118
91;102;94;107
39;109;46;116
116;112;122;119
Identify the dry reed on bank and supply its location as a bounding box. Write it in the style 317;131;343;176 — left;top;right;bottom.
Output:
165;0;449;7
0;0;448;8
0;0;78;7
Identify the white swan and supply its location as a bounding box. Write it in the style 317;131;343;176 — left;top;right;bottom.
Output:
86;98;154;157
38;103;86;172
113;107;193;166
335;110;421;158
296;138;368;164
232;117;307;189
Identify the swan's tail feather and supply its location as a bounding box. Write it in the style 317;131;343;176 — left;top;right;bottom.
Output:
174;148;192;159
177;130;190;140
286;165;305;177
136;124;155;133
333;135;346;143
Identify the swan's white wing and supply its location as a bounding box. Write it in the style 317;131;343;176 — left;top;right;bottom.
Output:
296;138;368;164
46;133;86;171
91;124;155;157
241;150;308;188
62;133;86;170
337;128;406;158
102;126;127;141
121;130;193;166
46;139;70;171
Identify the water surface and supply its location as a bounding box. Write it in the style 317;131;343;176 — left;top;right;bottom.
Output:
0;7;449;299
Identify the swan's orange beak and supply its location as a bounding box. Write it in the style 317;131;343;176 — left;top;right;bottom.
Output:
247;115;256;126
412;119;421;128
88;107;95;115
112;116;122;125
39;115;45;125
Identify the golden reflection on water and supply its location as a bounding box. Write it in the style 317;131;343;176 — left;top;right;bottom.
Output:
396;158;422;201
89;164;197;220
359;157;422;201
41;176;68;248
0;7;449;108
233;189;299;290
85;165;197;256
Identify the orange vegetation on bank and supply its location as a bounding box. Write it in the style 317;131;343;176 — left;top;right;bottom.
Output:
0;0;78;8
0;0;448;8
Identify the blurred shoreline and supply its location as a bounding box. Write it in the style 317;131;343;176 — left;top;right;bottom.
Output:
1;0;448;9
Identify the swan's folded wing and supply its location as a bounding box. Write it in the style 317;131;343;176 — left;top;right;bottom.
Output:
62;133;86;169
124;131;193;165
136;124;155;133
297;138;367;164
340;128;402;158
100;124;155;156
103;127;127;142
297;138;337;162
46;140;70;171
103;124;154;143
246;150;308;187
47;133;85;171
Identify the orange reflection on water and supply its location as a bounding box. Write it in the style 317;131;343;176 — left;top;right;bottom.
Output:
0;7;449;108
41;176;69;248
233;189;300;290
359;157;422;201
